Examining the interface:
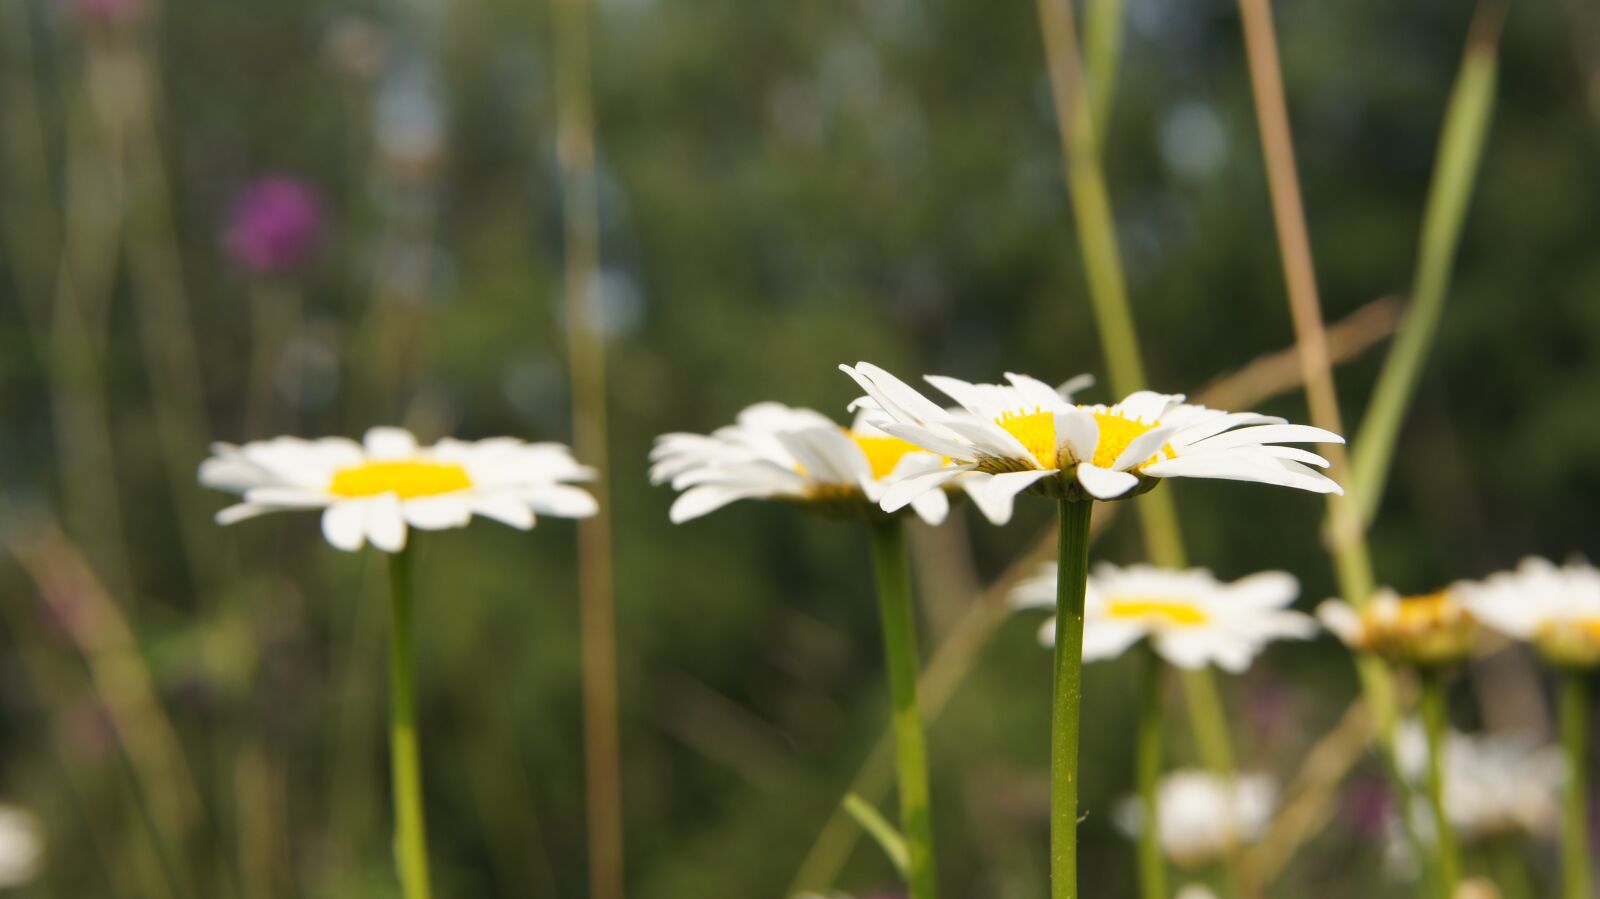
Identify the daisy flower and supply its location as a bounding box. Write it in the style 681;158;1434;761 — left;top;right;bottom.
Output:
1395;723;1565;843
1317;588;1478;668
1453;557;1600;668
649;401;958;525
838;362;1343;510
1114;769;1276;869
200;426;598;552
1012;563;1315;672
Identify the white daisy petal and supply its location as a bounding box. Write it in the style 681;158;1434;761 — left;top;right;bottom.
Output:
881;465;968;513
403;496;474;530
365;494;408;553
525;484;600;519
215;503;277;526
321;501;368;552
1075;464;1140;499
471;495;537;530
908;487;950;526
363;427;419;460
669;485;771;523
1056;409;1099;466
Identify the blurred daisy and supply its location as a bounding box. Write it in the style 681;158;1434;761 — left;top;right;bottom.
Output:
1114;769;1276;869
839;362;1342;510
1012;563;1314;672
650;402;958;525
1317;588;1477;668
1453;557;1600;668
1175;887;1219;899
1396;723;1565;843
200;427;597;552
0;805;41;888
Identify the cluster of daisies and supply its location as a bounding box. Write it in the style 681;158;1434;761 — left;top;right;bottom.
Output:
198;360;1597;892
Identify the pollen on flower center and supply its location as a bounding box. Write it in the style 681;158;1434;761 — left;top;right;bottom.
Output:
328;460;473;499
994;409;1059;469
849;432;922;480
1106;597;1210;626
1086;410;1170;470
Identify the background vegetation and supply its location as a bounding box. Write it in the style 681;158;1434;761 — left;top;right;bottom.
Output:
1;0;1597;896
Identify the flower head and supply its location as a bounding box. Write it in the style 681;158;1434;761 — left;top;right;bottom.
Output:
1317;588;1478;668
650;402;960;525
839;363;1342;514
200;427;597;552
1114;769;1276;868
1453;557;1600;668
1395;723;1565;843
224;176;327;276
1013;563;1314;672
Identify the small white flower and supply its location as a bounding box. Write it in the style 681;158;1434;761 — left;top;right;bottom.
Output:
1012;563;1314;672
0;805;42;888
1317;588;1477;667
1175;887;1220;899
1453;556;1600;667
200;427;598;552
1114;769;1276;868
1395;722;1565;842
838;362;1343;516
650;402;958;525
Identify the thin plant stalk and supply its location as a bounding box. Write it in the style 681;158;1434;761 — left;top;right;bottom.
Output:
246;281;304;438
866;519;938;899
1559;670;1591;899
9;531;203;898
1419;670;1460;899
1033;0;1236;786
1081;0;1127;143
1490;837;1534;899
102;29;221;596
551;0;626;896
1051;499;1094;899
1134;647;1167;899
1234;0;1429;881
1349;8;1502;524
386;546;432;899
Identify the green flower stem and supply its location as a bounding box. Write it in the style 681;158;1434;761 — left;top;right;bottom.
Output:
1560;669;1591;899
387;546;433;899
1349;11;1500;525
1135;647;1167;899
1051;499;1094;899
1490;836;1534;899
1081;0;1126;144
1419;670;1459;899
866;519;938;899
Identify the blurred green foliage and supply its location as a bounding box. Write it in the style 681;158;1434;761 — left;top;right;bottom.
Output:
1;0;1597;897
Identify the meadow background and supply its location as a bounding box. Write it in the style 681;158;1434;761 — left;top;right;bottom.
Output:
1;0;1598;896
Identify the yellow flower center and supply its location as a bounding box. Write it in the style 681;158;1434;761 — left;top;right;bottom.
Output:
1087;410;1168;470
1360;589;1477;666
994;410;1059;469
1534;617;1600;669
328;460;473;499
991;407;1173;472
850;433;923;481
1106;597;1210;627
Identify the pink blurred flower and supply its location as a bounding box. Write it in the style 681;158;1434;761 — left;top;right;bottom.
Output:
223;176;326;276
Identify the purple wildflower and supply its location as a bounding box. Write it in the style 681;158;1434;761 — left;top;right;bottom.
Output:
223;176;326;276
